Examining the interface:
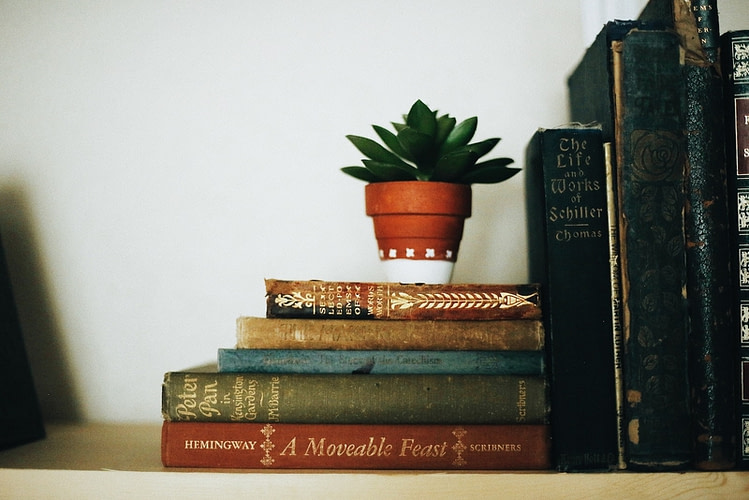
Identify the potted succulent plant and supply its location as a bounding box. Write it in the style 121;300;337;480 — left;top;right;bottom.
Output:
342;99;519;283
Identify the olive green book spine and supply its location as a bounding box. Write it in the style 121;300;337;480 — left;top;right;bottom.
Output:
162;370;548;425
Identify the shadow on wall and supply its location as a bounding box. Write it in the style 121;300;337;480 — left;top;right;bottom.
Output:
0;181;81;422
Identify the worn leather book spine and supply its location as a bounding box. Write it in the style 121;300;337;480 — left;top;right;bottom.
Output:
569;21;691;470
525;126;619;471
161;422;552;470
264;279;542;320
642;0;736;471
235;316;544;351
722;29;749;470
614;28;691;471
681;1;735;471
217;348;544;375
161;371;548;425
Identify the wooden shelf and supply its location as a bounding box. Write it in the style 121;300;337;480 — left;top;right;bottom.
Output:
0;423;747;499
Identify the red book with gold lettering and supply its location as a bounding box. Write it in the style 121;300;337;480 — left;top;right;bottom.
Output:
161;422;551;470
264;279;542;321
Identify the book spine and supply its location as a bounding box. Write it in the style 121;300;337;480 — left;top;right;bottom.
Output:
161;422;552;470
690;0;719;63
0;233;45;450
605;142;627;470
235;317;544;351
162;372;548;425
264;279;542;320
681;38;736;474
614;29;691;471
525;126;618;471
217;348;545;375
721;30;749;470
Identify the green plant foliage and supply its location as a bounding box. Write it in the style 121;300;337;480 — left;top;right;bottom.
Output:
342;99;518;184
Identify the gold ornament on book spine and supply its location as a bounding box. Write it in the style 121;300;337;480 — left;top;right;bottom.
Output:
260;424;276;467
451;427;468;467
388;291;538;311
273;292;314;309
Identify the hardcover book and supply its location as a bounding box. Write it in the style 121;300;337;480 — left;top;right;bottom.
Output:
161;422;552;470
722;29;749;470
640;0;736;471
235;316;544;351
264;279;542;321
161;369;548;425
217;348;544;375
0;233;45;450
569;22;691;470
525;125;619;471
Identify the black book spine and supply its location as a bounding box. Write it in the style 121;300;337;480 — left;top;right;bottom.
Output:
526;126;618;471
0;233;45;449
721;30;749;470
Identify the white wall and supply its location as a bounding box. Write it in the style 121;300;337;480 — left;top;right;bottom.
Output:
1;0;746;423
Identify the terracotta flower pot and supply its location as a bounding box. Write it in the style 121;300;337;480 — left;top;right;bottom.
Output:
364;181;472;283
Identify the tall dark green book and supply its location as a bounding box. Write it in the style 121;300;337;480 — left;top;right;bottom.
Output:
639;0;735;471
0;232;45;449
525;125;619;471
568;22;691;471
721;29;749;471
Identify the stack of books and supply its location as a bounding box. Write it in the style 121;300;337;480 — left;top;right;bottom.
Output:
160;279;552;470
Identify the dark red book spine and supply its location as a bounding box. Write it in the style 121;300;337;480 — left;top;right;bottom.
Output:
161;422;551;470
265;279;542;320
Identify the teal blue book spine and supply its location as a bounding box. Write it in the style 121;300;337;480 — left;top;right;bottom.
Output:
217;348;544;375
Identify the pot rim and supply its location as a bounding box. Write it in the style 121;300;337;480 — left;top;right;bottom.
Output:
364;180;472;216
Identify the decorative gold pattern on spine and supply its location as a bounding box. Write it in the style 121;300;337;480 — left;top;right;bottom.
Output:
389;291;538;311
260;424;276;467
273;292;314;310
451;427;468;467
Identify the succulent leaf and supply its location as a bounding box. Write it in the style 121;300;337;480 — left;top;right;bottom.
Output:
346;135;411;168
373;125;413;161
464;138;500;159
434;114;457;147
441;116;478;154
406;100;437;137
431;150;480;182
391;122;406;133
458;159;519;184
362;159;419;180
397;127;435;166
340;166;381;182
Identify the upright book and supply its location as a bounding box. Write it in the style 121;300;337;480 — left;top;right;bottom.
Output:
235;316;544;351
569;21;691;470
264;279;542;320
161;422;552;470
722;29;749;470
640;0;735;473
0;233;45;450
525;125;619;471
162;369;548;424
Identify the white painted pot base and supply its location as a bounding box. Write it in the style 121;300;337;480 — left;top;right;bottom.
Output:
380;259;455;284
